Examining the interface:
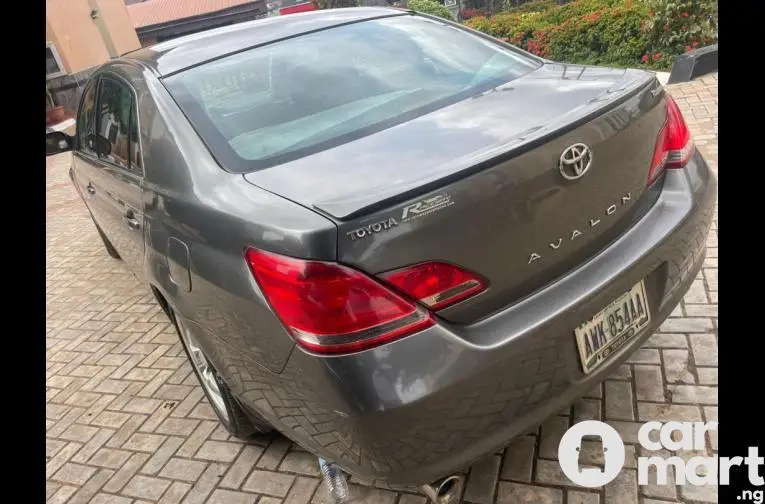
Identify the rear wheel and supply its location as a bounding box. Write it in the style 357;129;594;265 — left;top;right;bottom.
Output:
171;310;271;438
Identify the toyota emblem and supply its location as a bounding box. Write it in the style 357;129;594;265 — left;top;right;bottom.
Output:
559;143;593;180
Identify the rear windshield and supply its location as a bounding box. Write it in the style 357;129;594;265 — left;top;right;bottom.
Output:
163;14;540;173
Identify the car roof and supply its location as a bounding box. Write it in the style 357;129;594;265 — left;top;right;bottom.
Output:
123;7;410;77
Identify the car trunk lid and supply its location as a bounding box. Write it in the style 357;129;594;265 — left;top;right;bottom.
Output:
243;64;668;323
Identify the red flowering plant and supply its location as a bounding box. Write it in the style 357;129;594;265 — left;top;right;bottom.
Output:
460;7;482;20
642;0;717;63
464;0;714;70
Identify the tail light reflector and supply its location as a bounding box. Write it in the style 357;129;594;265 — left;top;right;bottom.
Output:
245;248;434;354
379;262;487;311
647;95;695;185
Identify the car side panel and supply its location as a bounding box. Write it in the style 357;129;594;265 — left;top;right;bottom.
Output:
133;68;338;374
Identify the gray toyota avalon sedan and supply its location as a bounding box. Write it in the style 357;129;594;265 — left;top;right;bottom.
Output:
45;7;716;493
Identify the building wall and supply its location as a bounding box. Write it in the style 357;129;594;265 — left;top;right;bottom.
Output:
46;0;140;75
96;0;143;57
46;0;141;115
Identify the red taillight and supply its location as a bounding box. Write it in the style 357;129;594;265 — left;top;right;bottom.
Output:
380;262;487;311
647;96;695;185
245;248;434;354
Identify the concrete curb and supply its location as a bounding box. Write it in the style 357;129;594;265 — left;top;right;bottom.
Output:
667;44;718;84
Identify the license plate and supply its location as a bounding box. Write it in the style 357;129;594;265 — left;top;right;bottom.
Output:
575;280;651;374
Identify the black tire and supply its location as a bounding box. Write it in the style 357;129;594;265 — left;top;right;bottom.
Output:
169;309;272;438
94;222;121;260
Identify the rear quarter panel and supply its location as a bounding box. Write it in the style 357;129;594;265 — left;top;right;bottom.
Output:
134;66;338;374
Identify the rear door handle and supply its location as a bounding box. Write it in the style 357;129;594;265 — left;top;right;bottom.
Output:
86;183;95;195
125;210;141;231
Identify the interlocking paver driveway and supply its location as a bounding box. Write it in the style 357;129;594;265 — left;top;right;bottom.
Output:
46;74;718;504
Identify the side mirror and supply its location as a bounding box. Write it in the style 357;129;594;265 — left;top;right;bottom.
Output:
46;131;73;156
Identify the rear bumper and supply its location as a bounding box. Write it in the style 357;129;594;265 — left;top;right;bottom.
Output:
231;152;716;486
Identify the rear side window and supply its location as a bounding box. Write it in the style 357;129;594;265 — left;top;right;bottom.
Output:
77;82;97;156
96;77;142;176
164;15;540;173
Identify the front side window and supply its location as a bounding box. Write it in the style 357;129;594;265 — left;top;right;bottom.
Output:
96;77;142;175
164;15;540;173
77;82;97;156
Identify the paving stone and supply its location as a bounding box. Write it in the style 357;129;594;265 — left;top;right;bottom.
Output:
497;482;563;504
88;448;132;469
89;494;133;504
52;462;98;486
464;455;501;504
638;448;678;500
535;459;595;487
159;457;208;482
625;348;660;365
634;365;665;402
312;483;396;504
645;333;688;348
121;475;172;501
500;435;535;482
668;385;718;405
141;436;184;475
679;480;717;502
183;462;228;504
243;470;295;497
608;421;643;445
539;415;569;459
220;444;265;489
195;440;242;463
604;381;634;421
659;318;713;333
257;438;292;470
279;450;321;476
123;432;167;452
638;403;703;422
662;349;697;384
568;490;600;504
689;333;718;366
696;367;718;385
207;489;258;504
284;476;320;504
158;481;191;504
573;398;602;422
604;469;638;504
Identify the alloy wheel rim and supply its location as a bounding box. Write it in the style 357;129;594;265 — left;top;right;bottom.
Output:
177;318;230;423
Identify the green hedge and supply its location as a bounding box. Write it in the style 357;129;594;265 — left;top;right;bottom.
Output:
465;0;717;70
407;0;455;20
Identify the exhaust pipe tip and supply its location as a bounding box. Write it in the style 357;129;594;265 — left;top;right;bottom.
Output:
420;475;465;504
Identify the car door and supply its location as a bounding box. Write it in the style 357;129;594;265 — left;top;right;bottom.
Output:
73;73;146;281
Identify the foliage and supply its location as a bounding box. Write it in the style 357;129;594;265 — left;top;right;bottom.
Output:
312;0;358;8
642;0;717;67
465;0;717;70
461;7;482;19
407;0;455;20
503;0;558;14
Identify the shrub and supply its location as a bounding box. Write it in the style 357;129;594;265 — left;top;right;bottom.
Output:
545;2;650;65
461;7;482;19
503;0;557;14
642;0;718;65
407;0;455;20
465;0;716;69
